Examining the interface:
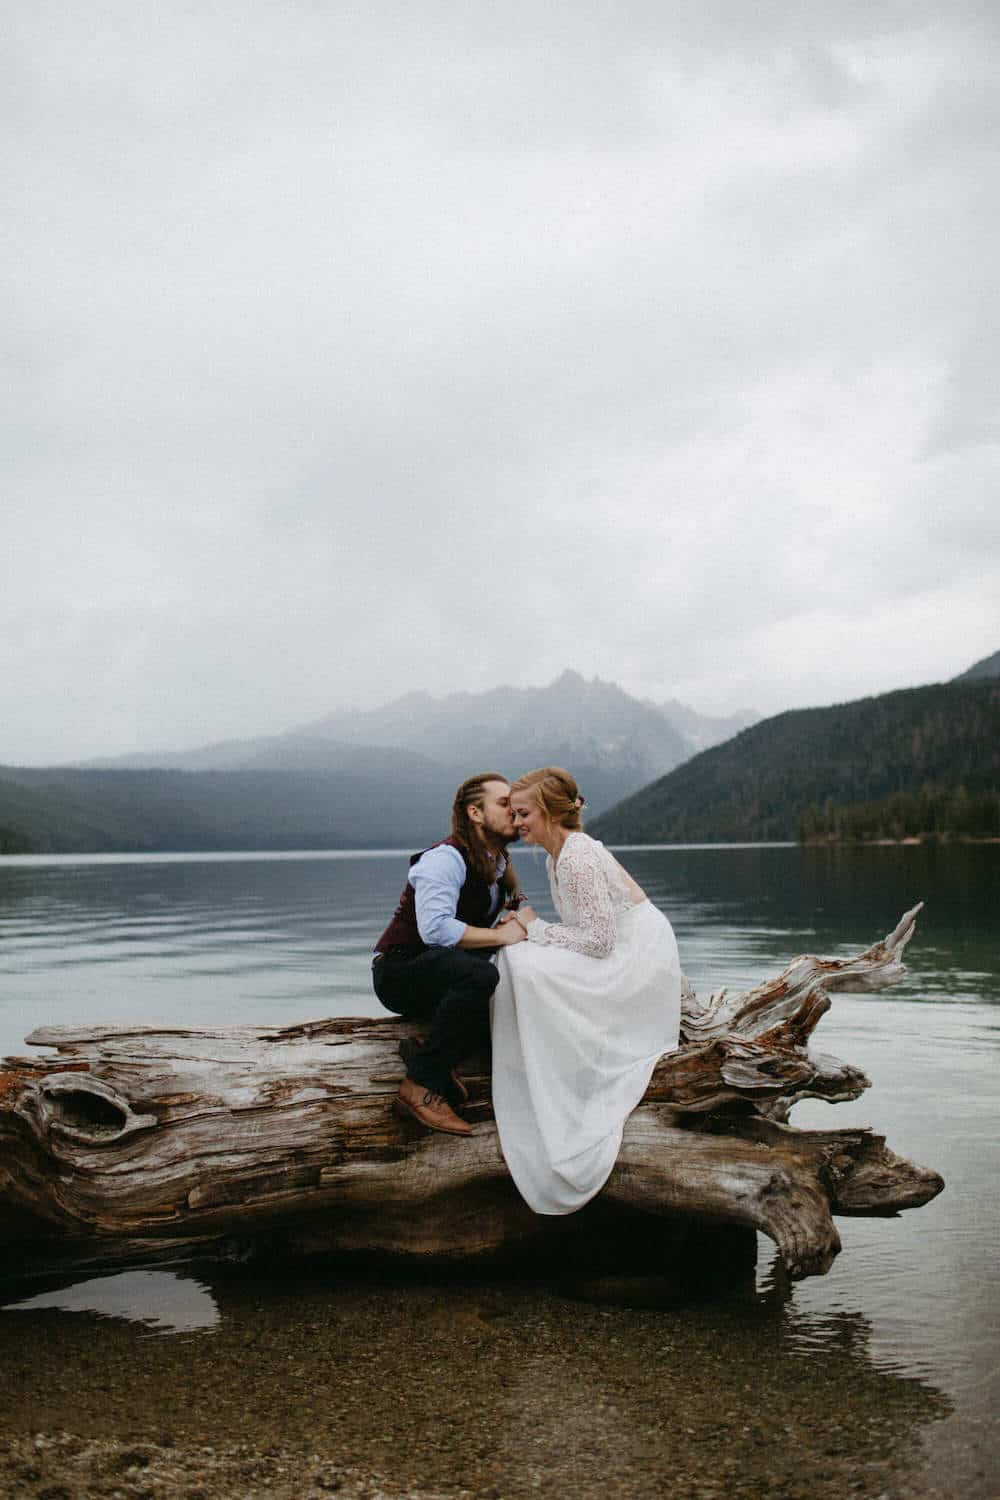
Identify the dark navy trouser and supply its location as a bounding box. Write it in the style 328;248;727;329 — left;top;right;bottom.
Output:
372;945;498;1099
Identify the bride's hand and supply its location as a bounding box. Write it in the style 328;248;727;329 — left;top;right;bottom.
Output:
516;904;537;927
496;918;527;944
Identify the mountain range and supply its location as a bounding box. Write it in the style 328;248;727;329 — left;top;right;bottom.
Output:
79;671;757;815
4;656;996;853
0;673;756;853
589;661;1000;845
956;649;1000;682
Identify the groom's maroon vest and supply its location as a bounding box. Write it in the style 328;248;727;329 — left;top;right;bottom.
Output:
375;836;501;954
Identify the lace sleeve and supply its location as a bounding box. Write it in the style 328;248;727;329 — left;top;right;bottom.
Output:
527;836;616;958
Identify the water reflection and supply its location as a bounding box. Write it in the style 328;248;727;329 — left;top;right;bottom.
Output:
2;848;997;1058
486;1274;951;1497
3;1269;220;1335
0;843;997;1487
620;842;1000;1004
0;1263;953;1498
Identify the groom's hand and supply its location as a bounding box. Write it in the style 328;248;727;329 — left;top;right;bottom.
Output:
495;917;528;944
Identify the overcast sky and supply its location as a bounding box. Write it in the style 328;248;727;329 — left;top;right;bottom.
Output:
5;1;999;764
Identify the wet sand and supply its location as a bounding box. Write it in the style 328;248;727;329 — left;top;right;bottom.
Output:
1;1263;986;1500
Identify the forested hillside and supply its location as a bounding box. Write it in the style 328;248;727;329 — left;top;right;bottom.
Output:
799;786;999;841
0;756;690;854
0;753;701;855
0;765;456;855
954;649;1000;682
589;679;1000;844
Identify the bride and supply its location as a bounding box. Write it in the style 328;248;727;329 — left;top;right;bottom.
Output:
491;766;681;1215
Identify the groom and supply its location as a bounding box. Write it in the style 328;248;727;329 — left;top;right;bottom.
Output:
372;771;526;1137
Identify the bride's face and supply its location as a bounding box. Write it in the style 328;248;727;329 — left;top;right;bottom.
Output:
511;791;548;846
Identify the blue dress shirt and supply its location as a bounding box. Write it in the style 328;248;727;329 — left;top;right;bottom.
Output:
410;844;506;947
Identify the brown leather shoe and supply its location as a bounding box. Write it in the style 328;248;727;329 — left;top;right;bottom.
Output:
397;1037;469;1106
394;1078;472;1137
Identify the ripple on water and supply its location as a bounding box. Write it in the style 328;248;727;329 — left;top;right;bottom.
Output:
0;844;997;1495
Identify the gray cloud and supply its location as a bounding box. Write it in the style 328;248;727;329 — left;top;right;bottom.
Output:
3;0;998;761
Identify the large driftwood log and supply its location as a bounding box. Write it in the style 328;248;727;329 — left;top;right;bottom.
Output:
0;906;942;1281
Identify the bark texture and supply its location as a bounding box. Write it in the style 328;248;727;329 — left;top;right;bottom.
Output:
0;904;943;1280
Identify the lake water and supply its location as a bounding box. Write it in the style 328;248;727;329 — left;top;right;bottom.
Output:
0;843;997;1498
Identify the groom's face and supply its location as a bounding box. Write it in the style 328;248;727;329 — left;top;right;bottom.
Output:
472;780;517;845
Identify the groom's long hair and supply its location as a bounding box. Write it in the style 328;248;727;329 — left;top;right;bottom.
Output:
451;771;519;896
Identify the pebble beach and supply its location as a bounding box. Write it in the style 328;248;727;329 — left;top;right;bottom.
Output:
2;1262;989;1500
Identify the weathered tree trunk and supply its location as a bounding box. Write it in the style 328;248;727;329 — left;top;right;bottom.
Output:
0;905;942;1281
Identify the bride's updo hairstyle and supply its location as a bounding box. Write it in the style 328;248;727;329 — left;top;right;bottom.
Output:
510;767;585;833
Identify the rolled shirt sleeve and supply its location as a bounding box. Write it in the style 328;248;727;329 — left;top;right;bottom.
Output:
410;844;470;948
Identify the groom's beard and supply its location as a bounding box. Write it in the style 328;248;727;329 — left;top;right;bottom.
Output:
484;830;519;854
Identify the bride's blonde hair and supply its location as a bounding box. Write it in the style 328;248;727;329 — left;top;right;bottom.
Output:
510;767;585;832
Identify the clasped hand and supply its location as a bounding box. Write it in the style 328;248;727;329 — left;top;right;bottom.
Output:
496;904;538;943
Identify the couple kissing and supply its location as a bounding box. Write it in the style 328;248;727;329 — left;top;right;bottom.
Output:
372;768;681;1217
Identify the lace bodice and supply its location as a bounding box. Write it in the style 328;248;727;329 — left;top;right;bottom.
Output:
526;833;644;958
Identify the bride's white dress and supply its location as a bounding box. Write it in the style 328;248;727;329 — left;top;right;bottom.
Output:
491;832;681;1215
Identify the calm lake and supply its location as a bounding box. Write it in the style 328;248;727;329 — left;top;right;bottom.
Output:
0;843;997;1498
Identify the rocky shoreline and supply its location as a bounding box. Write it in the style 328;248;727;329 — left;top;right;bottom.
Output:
1;1264;980;1500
